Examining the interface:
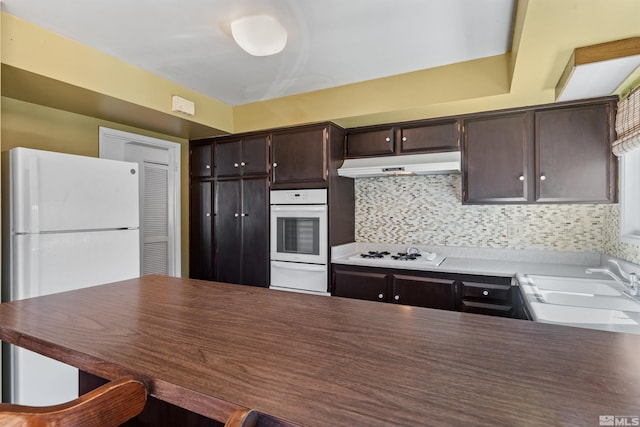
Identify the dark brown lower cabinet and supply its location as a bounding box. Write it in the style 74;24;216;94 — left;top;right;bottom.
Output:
392;275;457;310
332;264;526;320
458;279;514;318
189;180;214;281
333;268;388;302
214;177;269;287
333;266;457;309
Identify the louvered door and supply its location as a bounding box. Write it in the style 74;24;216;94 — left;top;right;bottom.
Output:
142;161;170;275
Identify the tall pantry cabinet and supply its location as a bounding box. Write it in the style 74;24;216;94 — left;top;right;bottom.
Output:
190;122;355;289
189;134;270;287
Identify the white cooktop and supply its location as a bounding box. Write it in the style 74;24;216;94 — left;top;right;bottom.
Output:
348;250;445;268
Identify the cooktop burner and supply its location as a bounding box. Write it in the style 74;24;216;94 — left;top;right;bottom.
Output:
349;249;445;267
359;251;390;259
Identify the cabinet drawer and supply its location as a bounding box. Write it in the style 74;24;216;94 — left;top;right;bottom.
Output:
460;281;511;302
460;300;513;318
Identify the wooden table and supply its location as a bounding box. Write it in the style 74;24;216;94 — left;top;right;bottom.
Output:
0;275;639;426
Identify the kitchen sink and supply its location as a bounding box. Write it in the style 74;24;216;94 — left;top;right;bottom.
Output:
524;275;621;296
519;274;640;326
541;292;640;312
531;303;637;325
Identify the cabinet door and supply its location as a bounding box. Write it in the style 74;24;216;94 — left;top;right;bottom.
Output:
214;140;241;178
240;178;269;287
189;180;214;280
271;126;328;188
392;275;456;310
241;135;270;176
399;120;459;154
190;144;213;178
214;180;242;284
333;267;388;302
346;128;394;157
463;113;534;204
535;104;614;203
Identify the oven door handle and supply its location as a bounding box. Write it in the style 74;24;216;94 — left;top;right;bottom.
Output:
271;261;326;272
271;206;327;212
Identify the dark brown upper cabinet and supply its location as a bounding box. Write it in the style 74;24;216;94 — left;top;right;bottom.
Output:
463;112;535;204
271;123;344;189
190;144;213;178
462;97;616;204
397;119;460;154
345;127;394;157
535;104;615;203
345;119;460;158
214;135;269;178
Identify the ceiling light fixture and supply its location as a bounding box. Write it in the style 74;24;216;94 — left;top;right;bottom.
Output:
231;14;287;57
555;37;640;102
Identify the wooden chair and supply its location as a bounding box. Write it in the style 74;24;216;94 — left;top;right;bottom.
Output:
0;377;147;427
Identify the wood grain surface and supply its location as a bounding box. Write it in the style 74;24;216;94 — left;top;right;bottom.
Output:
0;275;639;426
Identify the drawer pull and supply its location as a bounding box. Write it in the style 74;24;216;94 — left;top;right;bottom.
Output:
378;293;384;299
482;290;489;296
394;295;400;301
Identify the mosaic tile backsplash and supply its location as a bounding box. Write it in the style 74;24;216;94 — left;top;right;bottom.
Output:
355;174;640;264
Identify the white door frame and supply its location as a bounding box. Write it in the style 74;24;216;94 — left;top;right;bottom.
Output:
99;126;181;277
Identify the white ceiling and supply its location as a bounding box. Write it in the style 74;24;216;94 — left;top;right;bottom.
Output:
1;0;516;106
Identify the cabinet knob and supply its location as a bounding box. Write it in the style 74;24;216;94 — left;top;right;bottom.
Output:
402;136;407;142
385;137;391;142
205;213;211;217
394;295;400;301
234;163;239;168
241;213;247;217
540;175;546;181
205;165;211;169
482;290;489;296
518;175;525;181
241;162;246;166
378;293;384;299
273;162;278;168
234;213;240;218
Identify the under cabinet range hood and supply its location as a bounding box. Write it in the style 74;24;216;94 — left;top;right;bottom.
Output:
337;152;461;178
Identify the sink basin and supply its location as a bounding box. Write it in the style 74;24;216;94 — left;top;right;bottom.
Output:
541;291;640;312
525;275;621;296
531;303;637;325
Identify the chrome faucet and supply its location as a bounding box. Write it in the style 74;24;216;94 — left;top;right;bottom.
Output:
585;259;638;297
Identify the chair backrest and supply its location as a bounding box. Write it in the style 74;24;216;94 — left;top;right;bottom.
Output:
225;408;258;427
0;377;146;427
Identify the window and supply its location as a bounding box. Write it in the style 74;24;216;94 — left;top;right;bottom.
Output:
620;149;640;245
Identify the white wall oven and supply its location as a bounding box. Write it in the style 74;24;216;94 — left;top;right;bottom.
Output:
270;189;329;295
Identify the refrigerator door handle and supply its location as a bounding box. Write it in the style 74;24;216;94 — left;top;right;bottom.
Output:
27;156;40;233
14;235;39;300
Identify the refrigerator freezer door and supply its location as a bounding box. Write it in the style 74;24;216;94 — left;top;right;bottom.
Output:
7;229;140;405
11;148;139;233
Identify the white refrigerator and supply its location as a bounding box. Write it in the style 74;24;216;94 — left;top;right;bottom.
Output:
1;147;140;406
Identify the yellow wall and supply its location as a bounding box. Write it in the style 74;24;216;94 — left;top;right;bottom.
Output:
1;97;191;277
1;12;233;137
